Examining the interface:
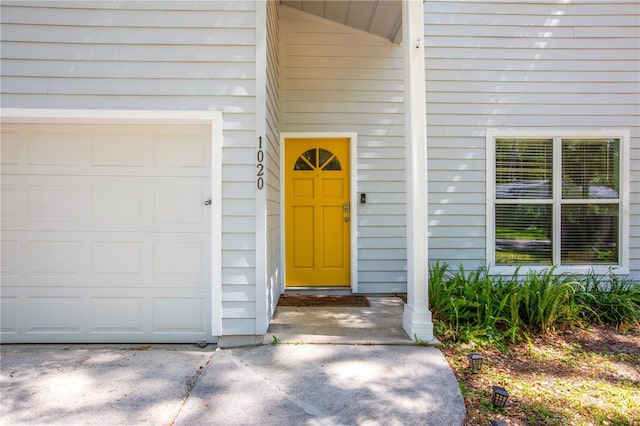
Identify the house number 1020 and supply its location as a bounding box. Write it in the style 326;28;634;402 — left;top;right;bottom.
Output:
257;136;265;190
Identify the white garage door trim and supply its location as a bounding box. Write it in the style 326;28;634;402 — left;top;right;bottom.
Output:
0;108;223;341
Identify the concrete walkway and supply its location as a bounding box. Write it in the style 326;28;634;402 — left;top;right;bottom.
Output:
0;297;466;425
264;297;415;345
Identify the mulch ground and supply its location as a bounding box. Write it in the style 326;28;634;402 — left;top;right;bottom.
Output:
440;325;640;425
277;294;370;307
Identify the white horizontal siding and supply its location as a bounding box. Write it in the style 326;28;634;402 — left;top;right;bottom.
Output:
0;1;256;11
0;1;261;334
2;60;255;79
1;24;255;44
280;5;407;293
425;1;640;278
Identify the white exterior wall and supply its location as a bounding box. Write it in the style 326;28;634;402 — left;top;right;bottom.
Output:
265;0;282;312
256;0;282;332
280;6;408;293
0;1;261;335
424;0;640;278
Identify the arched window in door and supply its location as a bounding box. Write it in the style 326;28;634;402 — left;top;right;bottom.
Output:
294;148;342;171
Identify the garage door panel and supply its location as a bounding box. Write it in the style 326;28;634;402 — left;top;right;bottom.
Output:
91;133;150;167
154;182;208;225
1;185;19;220
1;240;19;276
92;184;148;222
1;297;18;333
2;176;87;226
1;123;211;177
29;184;83;221
0;129;20;165
0;166;211;178
27;130;84;166
92;241;144;275
155;132;209;169
27;297;85;334
154;297;206;333
151;233;211;286
30;240;85;276
154;241;206;276
2;231;210;287
1;287;211;343
1;122;213;343
2;176;209;232
91;297;145;333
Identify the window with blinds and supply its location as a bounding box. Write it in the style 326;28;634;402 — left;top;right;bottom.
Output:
495;139;553;264
489;133;625;269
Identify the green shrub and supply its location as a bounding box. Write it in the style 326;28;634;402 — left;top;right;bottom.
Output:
428;262;521;347
516;267;579;332
427;262;639;347
574;269;640;327
428;260;454;320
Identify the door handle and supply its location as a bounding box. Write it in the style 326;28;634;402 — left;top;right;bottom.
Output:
344;217;350;222
204;199;212;206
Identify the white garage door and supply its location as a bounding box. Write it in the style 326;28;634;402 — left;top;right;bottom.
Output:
1;123;213;343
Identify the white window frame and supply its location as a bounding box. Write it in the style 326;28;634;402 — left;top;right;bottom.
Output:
486;129;630;275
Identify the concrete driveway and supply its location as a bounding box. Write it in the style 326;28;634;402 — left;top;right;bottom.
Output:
0;298;466;425
0;344;213;425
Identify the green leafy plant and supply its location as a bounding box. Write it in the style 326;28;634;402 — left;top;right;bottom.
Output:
428;260;454;320
427;262;635;347
516;267;579;332
429;262;518;348
575;269;640;327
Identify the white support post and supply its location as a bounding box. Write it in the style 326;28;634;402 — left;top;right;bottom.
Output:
402;0;435;343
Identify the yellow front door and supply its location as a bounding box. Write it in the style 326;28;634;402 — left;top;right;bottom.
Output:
285;138;350;287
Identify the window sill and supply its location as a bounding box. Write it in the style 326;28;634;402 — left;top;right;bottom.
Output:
488;264;629;277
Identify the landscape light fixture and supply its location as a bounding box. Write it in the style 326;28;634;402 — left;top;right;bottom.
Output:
491;386;510;409
467;353;484;371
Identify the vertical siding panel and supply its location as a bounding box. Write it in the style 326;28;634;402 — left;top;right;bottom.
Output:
425;1;640;278
280;6;407;293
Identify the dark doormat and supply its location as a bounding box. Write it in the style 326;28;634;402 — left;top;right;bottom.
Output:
277;294;370;307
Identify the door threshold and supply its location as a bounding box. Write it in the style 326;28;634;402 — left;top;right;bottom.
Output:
285;287;353;295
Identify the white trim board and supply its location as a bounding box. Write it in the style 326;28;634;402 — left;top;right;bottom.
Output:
0;108;220;124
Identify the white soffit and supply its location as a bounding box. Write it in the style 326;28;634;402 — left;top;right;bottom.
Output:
280;0;403;44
